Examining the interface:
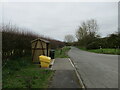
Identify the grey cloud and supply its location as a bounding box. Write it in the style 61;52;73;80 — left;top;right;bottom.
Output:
0;2;118;41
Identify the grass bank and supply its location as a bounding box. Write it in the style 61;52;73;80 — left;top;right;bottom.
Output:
55;46;71;58
2;56;54;88
77;47;120;55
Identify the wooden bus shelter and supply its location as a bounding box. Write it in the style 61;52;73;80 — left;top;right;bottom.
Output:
31;38;50;63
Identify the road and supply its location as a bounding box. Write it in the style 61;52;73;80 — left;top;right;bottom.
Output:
68;47;118;88
50;58;80;88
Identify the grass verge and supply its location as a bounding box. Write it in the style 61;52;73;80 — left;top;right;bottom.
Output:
2;56;54;88
55;46;71;58
77;46;120;55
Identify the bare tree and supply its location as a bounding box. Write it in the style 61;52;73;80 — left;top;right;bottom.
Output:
76;19;98;40
76;23;88;41
87;19;98;37
64;34;75;43
76;19;99;46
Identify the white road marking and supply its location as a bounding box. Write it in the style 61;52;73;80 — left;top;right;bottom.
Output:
68;58;75;68
68;58;85;89
50;59;55;70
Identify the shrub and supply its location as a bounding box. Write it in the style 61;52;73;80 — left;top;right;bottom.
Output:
86;41;102;50
2;23;65;61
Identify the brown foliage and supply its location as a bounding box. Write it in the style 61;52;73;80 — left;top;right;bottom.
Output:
2;24;65;60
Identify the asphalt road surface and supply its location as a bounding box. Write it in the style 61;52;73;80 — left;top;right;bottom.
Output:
50;58;80;88
68;47;118;88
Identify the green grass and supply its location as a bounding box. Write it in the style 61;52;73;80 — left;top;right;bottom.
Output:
77;46;120;55
55;46;71;58
77;46;86;51
88;49;120;55
2;56;54;88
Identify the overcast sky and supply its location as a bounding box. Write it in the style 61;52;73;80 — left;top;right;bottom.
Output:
0;2;118;41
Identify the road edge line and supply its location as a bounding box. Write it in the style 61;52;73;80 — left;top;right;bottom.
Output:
50;59;55;70
68;58;85;89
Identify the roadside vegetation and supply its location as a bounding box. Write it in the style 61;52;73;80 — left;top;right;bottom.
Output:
55;46;71;58
88;48;120;55
3;56;54;88
77;47;120;55
64;19;120;55
1;23;64;88
2;23;65;61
